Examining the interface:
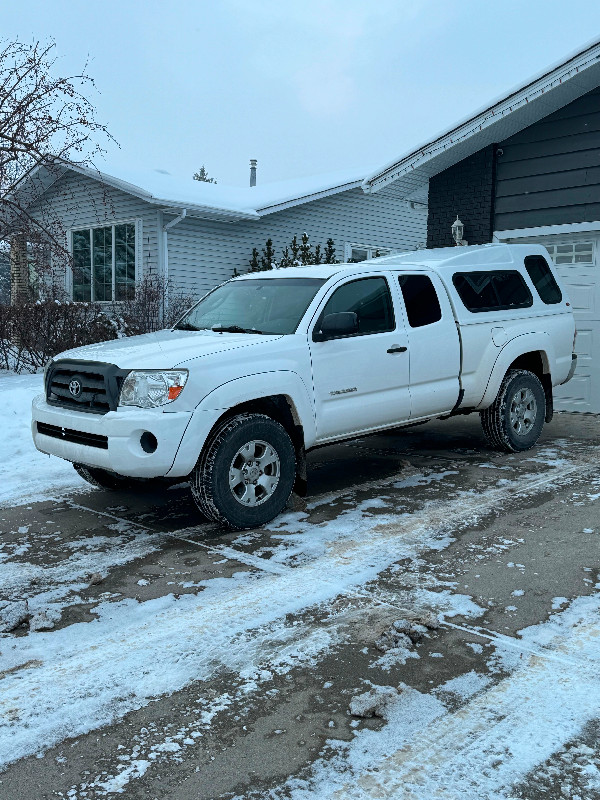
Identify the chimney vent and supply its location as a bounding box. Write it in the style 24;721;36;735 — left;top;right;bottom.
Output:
250;159;257;187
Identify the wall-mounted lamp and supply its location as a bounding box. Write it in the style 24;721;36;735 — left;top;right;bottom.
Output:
451;215;467;246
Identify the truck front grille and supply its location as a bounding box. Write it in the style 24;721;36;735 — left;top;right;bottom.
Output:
46;360;129;415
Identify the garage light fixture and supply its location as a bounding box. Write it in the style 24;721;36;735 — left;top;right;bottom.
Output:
452;216;467;246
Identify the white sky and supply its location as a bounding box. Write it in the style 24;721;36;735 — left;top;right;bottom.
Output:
4;0;600;187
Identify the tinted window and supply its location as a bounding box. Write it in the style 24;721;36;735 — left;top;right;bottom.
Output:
524;256;562;304
399;274;442;327
453;271;533;313
316;277;394;337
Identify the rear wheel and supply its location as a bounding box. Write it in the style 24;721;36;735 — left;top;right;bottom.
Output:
191;413;296;529
480;369;546;453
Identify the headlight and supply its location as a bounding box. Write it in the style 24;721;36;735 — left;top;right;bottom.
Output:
119;370;189;408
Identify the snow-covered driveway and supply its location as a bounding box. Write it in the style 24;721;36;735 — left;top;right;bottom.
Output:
1;402;599;799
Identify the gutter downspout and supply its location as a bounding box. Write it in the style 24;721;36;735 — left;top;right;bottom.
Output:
162;209;187;310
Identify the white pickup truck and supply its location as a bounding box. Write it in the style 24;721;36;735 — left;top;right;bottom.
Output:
32;243;577;528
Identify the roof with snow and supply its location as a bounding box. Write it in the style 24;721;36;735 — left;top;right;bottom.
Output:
362;38;600;202
14;160;369;223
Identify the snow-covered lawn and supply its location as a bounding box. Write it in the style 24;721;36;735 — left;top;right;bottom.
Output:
0;372;83;507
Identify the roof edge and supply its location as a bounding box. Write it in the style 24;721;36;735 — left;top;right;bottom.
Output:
256;179;363;215
363;37;600;193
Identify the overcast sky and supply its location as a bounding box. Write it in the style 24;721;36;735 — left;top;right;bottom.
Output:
4;1;600;187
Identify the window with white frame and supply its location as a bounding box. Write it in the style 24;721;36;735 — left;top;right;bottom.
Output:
543;241;594;266
71;222;136;301
345;243;392;263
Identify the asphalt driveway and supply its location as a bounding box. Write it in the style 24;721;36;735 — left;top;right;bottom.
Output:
1;413;599;799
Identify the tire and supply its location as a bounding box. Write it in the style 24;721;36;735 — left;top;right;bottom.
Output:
191;413;296;529
480;369;546;453
73;463;148;491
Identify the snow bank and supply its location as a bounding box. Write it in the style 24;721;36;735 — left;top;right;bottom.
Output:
0;372;83;507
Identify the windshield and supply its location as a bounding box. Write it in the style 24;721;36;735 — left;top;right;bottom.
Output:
174;277;326;335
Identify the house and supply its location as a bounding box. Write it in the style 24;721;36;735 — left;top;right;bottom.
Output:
9;161;427;303
362;39;600;413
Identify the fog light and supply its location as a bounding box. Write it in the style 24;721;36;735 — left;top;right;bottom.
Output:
140;432;158;453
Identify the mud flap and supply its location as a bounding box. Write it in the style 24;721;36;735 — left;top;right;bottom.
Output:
542;374;554;423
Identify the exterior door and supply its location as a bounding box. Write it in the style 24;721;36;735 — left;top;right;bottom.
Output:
309;274;411;440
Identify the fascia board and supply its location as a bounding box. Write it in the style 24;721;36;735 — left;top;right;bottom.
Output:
256;180;363;216
363;39;600;194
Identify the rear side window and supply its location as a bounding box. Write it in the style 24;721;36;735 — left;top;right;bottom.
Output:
524;256;562;304
398;274;442;327
453;271;533;313
317;277;395;336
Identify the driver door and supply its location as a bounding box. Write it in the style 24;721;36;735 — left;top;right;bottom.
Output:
309;274;411;441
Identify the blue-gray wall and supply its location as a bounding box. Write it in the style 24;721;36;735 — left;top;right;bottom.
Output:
495;87;600;230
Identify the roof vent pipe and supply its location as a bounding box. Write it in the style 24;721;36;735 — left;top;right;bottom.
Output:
250;159;257;187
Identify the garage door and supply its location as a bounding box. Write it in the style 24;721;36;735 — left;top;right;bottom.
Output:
537;239;599;413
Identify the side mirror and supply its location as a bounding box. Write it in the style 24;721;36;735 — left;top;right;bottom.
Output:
316;311;359;340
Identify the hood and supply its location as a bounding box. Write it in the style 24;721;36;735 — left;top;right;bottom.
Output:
54;329;282;370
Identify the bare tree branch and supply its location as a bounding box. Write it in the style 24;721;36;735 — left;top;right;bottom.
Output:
0;38;116;300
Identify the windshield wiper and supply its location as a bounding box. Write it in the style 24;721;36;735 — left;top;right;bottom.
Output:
211;325;263;334
173;321;202;331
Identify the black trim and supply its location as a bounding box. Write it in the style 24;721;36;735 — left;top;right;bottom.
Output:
37;421;109;449
312;276;396;342
46;360;130;414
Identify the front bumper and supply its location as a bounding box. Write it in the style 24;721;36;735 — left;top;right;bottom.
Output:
31;395;193;478
561;353;578;385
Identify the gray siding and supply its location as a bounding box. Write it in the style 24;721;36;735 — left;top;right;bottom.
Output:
29;171;161;277
495;88;600;230
166;186;427;297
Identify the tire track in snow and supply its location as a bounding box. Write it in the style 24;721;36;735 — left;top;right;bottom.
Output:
304;597;600;800
0;457;596;770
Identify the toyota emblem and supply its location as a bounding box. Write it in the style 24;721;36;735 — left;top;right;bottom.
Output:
69;378;82;398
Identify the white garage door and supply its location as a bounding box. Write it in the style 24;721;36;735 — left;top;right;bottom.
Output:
534;238;599;413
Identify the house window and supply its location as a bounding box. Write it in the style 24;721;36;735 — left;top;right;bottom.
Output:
72;222;136;301
345;243;392;263
544;241;594;265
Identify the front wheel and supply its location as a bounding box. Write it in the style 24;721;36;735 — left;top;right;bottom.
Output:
191;413;296;529
480;369;546;453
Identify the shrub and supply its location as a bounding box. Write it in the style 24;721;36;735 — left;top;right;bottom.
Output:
0;300;119;372
111;274;196;335
0;274;197;373
249;234;338;272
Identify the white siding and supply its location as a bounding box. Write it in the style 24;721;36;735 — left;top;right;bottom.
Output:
28;172;161;279
29;173;428;301
166;186;428;297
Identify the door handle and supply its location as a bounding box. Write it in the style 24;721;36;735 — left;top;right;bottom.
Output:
387;345;407;354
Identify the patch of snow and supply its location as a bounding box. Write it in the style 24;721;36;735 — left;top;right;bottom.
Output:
436;670;491;699
0;373;84;507
393;470;459;489
349;685;400;719
466;642;483;654
279;593;600;800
